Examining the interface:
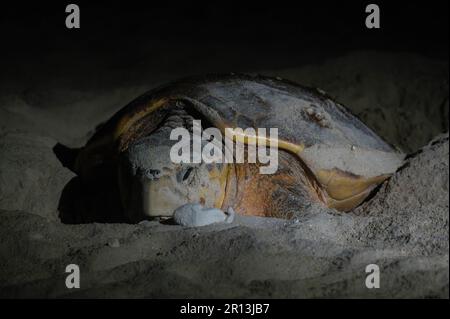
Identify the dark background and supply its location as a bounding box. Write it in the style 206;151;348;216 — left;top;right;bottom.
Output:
0;1;448;72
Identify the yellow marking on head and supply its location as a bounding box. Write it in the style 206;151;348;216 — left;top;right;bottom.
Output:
113;98;169;140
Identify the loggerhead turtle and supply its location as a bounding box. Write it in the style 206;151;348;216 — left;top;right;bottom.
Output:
64;74;404;223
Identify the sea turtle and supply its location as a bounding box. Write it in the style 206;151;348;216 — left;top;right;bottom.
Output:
64;74;404;223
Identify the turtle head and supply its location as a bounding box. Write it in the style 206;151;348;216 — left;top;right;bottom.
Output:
118;131;229;222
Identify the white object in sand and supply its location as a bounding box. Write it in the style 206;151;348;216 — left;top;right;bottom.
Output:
173;203;235;227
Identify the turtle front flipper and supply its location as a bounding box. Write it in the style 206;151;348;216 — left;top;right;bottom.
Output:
53;143;82;174
326;186;378;212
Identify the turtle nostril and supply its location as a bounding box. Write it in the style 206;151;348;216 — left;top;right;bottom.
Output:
139;168;162;180
150;169;161;179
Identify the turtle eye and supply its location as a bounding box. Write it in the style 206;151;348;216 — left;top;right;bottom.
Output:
177;167;195;183
182;167;194;181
